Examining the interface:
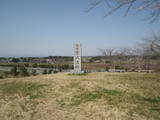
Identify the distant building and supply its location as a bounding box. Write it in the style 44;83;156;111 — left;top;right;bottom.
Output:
46;59;56;64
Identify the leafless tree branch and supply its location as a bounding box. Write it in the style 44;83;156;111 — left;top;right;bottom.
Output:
88;0;160;22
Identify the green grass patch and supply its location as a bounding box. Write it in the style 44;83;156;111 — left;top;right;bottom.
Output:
70;88;122;105
149;107;160;112
101;88;122;96
143;97;160;104
0;81;46;99
56;99;66;107
68;73;88;76
70;91;101;105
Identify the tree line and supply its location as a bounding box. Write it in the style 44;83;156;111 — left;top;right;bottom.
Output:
98;33;160;71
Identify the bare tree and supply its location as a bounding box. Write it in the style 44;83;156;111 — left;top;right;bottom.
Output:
118;48;135;56
98;48;116;68
98;48;115;57
87;0;160;22
130;33;160;71
115;48;133;63
141;33;160;56
150;35;160;55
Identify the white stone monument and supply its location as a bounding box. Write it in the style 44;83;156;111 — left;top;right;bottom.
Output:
73;43;83;74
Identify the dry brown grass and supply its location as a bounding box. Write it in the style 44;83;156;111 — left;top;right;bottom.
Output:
0;72;160;120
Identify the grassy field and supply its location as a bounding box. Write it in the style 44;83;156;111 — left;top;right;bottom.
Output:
0;72;160;120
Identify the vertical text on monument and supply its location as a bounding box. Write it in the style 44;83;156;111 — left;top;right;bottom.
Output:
74;43;82;73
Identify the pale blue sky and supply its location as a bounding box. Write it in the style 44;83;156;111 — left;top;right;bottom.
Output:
0;0;159;57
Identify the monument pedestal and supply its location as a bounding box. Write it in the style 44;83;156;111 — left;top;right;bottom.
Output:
70;70;84;74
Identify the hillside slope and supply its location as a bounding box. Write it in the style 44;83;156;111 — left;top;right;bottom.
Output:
0;72;160;120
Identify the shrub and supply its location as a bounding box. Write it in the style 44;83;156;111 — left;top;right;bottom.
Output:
3;71;10;77
106;66;110;71
48;69;53;74
61;64;70;69
0;75;3;79
10;66;18;76
31;69;37;76
32;63;38;68
42;69;47;74
24;63;29;67
105;60;112;64
19;67;29;76
71;65;74;69
115;65;124;69
53;70;58;74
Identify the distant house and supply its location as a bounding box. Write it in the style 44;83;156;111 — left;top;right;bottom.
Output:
82;56;92;63
46;59;56;64
0;59;7;63
94;60;101;63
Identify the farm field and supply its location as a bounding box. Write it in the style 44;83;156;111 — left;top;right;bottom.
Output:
0;72;160;120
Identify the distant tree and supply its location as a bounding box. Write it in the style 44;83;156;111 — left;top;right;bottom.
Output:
48;56;54;59
142;33;160;56
57;65;62;72
98;48;115;68
118;48;134;56
137;33;160;71
87;0;160;22
98;48;115;57
11;58;19;63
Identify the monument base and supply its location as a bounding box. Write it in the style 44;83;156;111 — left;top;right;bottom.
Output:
70;70;84;74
